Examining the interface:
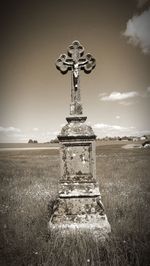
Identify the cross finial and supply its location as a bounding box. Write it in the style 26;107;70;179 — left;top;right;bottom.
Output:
56;40;96;116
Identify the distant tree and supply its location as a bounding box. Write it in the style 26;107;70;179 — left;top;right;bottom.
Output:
28;139;33;143
28;139;38;144
50;138;59;143
127;137;132;141
117;136;121;141
121;136;128;141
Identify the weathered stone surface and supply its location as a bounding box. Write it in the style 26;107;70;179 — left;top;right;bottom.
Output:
50;197;104;217
59;182;100;197
55;40;96;116
60;116;95;138
49;41;111;240
60;142;94;180
49;116;111;239
49;197;111;240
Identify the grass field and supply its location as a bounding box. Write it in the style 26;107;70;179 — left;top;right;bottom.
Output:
0;143;150;266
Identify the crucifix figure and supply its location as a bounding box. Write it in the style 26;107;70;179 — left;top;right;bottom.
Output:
56;40;96;115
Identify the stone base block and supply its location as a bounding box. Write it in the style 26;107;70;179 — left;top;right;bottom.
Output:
48;196;111;240
48;214;110;241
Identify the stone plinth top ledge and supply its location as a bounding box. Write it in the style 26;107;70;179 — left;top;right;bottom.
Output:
66;116;87;123
58;115;96;140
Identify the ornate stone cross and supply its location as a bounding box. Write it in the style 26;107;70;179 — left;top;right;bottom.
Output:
56;40;96;115
49;41;111;239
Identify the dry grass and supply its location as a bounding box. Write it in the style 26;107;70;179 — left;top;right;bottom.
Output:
0;144;150;266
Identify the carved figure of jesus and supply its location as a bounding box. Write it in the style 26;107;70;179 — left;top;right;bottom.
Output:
73;62;79;91
55;40;96;115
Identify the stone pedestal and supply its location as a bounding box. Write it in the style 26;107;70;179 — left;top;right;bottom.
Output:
48;116;111;239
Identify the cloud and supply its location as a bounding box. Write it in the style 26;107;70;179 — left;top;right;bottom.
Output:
119;101;136;106
139;86;150;97
52;131;59;136
99;91;139;101
60;123;66;127
0;126;21;133
0;126;27;143
123;8;150;54
0;126;60;143
32;127;39;131
33;130;59;142
93;123;127;131
93;123;138;137
92;123;150;138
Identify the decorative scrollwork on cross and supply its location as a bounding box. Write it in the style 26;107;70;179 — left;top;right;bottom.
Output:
56;40;96;115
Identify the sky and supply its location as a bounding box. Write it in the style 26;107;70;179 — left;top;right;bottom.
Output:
0;0;150;142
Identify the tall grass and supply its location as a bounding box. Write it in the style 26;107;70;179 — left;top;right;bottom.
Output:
0;144;150;265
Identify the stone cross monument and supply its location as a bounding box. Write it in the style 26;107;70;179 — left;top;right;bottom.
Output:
55;40;96;116
49;41;111;238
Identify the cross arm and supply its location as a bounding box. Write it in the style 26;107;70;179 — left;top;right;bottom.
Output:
80;53;96;73
55;54;73;74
